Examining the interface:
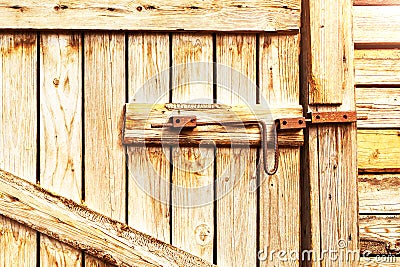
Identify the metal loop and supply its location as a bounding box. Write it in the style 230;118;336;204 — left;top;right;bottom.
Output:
258;120;279;175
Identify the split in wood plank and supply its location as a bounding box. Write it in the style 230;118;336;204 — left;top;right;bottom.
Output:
0;169;214;267
0;0;300;31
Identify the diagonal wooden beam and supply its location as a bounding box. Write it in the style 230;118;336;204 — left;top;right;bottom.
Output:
0;169;214;267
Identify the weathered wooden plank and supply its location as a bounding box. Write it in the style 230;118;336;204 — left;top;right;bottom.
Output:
360;215;400;255
354;0;400;5
0;0;300;31
84;33;126;266
305;0;352;104
356;87;400;128
359;258;400;266
0;169;214;267
301;0;358;265
123;104;304;146
358;130;400;172
354;6;400;44
358;174;400;213
171;33;214;261
216;34;257;267
355;49;400;85
0;33;37;267
39;33;82;266
127;33;170;243
259;34;300;267
259;149;300;266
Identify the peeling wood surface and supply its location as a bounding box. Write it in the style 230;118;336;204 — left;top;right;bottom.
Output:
127;34;170;243
84;33;126;266
0;0;300;31
360;215;400;255
124;104;304;147
170;33;214;261
355;49;400;85
359;174;400;213
259;34;300;267
216;34;257;267
0;33;38;266
358;130;400;172
0;169;214;267
356;87;400;128
354;6;400;44
39;33;82;266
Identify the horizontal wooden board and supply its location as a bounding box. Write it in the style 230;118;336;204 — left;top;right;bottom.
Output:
354;0;400;5
0;169;214;267
360;215;400;255
123;103;304;146
354;6;400;44
358;174;400;213
359;257;400;266
0;0;300;31
358;130;400;172
355;49;400;85
356;87;400;128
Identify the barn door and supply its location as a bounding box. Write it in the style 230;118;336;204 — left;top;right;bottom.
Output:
124;32;302;266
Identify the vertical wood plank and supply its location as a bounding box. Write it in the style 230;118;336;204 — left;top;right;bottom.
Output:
84;33;126;266
127;33;170;242
259;34;301;267
0;33;37;267
39;33;82;266
306;0;349;104
216;34;257;267
171;33;214;261
301;0;358;265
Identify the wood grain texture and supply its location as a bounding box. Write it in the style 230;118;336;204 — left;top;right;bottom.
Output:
39;33;82;267
359;174;400;213
84;33;126;266
354;0;400;4
0;169;215;267
127;33;170;243
356;87;400;128
0;33;37;267
360;215;400;255
358;130;400;171
124;103;304;146
216;34;257;267
259;34;300;105
171;33;214;261
359;258;400;266
355;49;400;85
354;6;400;44
305;0;352;104
259;34;300;267
259;149;300;266
301;0;358;265
0;0;300;31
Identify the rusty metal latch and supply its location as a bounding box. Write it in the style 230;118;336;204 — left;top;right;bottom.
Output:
146;110;363;176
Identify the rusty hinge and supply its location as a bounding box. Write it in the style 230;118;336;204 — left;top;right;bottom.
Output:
276;111;362;130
